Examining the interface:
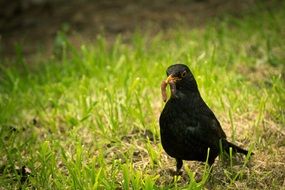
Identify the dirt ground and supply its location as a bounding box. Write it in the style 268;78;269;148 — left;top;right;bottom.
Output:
0;0;273;58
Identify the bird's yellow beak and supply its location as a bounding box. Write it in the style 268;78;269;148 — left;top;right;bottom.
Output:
161;74;180;102
165;74;181;84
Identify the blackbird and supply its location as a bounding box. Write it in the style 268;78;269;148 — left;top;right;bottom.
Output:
159;64;253;173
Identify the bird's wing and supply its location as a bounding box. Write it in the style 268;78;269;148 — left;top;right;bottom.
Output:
183;117;221;149
199;102;227;139
181;102;226;150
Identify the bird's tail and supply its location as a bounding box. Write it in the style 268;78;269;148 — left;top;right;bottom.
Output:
221;139;253;156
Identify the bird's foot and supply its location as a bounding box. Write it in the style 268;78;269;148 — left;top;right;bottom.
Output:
175;170;183;176
168;168;182;176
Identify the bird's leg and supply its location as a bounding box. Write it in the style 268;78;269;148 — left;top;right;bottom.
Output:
208;158;215;168
175;158;183;175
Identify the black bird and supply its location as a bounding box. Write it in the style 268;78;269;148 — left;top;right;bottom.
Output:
159;64;253;173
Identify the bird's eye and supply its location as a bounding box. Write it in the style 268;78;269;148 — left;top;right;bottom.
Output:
181;71;187;77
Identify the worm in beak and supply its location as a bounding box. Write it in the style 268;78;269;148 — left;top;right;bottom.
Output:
161;75;179;102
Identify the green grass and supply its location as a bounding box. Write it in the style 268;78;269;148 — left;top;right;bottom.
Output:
0;3;285;189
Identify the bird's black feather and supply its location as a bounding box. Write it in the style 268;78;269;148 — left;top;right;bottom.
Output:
159;64;253;173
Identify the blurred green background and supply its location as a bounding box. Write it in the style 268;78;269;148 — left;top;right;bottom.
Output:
0;0;284;189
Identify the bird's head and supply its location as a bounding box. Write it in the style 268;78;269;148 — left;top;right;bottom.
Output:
165;64;197;90
161;64;198;102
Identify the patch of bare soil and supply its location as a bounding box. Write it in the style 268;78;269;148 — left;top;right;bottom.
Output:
0;0;267;58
